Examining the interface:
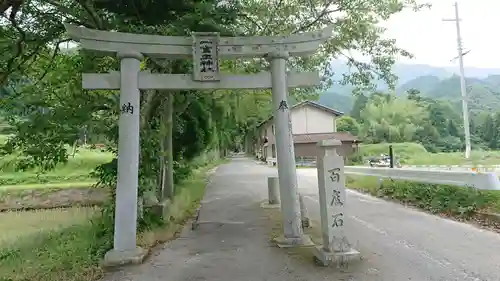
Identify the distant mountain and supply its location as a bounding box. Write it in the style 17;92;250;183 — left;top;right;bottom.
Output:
318;91;353;114
397;75;442;94
326;60;500;92
319;61;500;114
398;74;500;113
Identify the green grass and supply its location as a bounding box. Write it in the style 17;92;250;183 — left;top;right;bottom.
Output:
355;142;500;166
0;181;96;192
406;150;500;166
356;142;428;161
0;160;225;281
346;175;500;215
0;214;110;281
0;148;113;186
0;207;99;247
0;134;11;146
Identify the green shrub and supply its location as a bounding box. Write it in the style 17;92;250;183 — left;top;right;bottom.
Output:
347;176;500;217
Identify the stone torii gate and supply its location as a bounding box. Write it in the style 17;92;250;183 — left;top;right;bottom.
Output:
64;24;333;265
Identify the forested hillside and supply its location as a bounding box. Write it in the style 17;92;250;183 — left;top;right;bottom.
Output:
320;65;500;153
319;62;500;114
334;86;500;153
399;75;500;113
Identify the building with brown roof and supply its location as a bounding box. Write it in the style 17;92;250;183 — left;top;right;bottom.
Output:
254;100;360;163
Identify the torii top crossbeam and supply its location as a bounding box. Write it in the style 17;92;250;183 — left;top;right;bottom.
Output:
64;23;333;58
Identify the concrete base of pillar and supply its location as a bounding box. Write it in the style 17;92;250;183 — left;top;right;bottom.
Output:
150;199;171;220
273;234;314;248
103;247;148;267
312;246;360;267
260;202;281;209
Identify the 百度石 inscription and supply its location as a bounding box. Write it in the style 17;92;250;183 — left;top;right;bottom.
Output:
330;190;343;206
331;213;344;228
328;168;340;182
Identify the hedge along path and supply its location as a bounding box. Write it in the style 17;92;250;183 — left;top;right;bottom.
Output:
346;175;500;230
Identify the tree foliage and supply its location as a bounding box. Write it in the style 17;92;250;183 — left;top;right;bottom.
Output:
1;0;425;229
345;86;500;153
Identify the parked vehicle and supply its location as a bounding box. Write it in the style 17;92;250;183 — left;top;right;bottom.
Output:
367;154;401;168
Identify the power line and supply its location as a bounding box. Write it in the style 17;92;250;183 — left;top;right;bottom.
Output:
443;1;471;159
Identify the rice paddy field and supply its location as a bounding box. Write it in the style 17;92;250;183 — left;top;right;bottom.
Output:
0;135;113;247
0;206;99;247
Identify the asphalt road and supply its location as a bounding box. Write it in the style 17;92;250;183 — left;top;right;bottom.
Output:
296;168;500;281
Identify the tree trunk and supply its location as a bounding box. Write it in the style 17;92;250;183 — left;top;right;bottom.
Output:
161;91;175;200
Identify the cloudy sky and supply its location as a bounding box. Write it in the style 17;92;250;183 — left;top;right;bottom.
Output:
380;0;498;68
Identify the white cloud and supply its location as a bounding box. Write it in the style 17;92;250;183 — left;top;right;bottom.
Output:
381;0;500;68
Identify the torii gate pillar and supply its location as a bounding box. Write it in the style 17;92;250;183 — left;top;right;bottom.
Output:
268;51;308;245
103;51;147;266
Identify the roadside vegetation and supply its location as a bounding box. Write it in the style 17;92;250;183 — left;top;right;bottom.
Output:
0;154;222;281
0;149;111;186
346;142;500;227
346;175;500;230
349;142;500;166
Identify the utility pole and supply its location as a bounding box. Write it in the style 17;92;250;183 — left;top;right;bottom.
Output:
443;1;471;159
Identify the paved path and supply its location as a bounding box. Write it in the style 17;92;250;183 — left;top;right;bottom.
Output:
103;159;500;281
297;168;500;281
103;157;371;281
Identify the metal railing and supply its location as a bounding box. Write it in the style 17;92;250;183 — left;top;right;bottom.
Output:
344;166;500;190
265;157;316;167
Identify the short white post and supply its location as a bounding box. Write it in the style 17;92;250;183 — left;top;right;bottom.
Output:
299;194;310;228
267;51;310;246
260;176;281;209
268;177;280;205
313;139;359;266
104;51;147;266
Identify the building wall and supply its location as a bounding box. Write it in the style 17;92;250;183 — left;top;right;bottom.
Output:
256;104;342;160
291;105;336;134
265;123;276;144
255;122;275;159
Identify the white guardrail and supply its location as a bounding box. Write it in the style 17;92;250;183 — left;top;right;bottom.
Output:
345;166;500;191
264;157;500;190
402;165;500;174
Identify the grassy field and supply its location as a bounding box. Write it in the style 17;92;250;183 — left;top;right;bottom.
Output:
0;207;99;247
0;148;113;186
0;159;222;281
0;130;226;281
354;142;500;166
